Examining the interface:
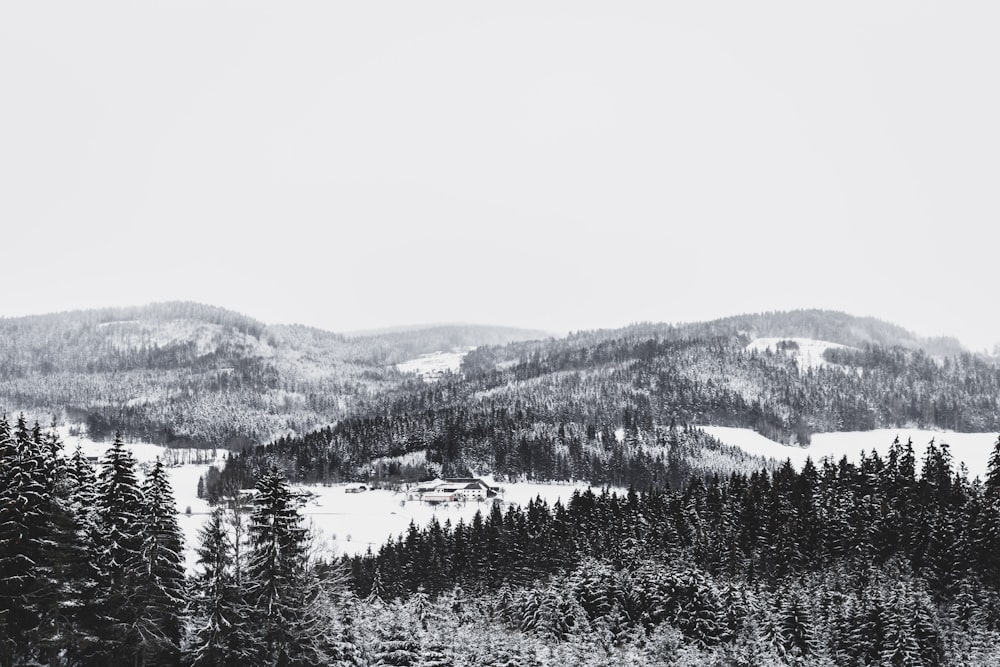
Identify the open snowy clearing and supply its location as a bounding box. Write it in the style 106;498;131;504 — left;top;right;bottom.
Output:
395;347;473;380
699;425;998;481
57;427;613;571
297;478;611;560
745;337;852;371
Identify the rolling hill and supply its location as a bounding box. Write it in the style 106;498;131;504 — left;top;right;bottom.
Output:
211;309;1000;495
0;301;545;447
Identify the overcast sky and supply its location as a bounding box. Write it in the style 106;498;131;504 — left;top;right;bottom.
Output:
2;2;997;349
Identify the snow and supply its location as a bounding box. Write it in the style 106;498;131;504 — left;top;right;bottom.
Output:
57;425;613;572
296;477;610;559
367;449;429;470
56;426;226;573
699;425;998;481
395;347;473;381
745;337;852;371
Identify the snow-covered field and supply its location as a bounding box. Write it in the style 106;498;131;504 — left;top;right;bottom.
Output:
699;425;998;481
396;347;473;380
68;418;998;574
298;478;607;559
745;337;851;371
59;426;610;571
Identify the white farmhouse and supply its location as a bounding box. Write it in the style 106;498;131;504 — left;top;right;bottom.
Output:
409;477;501;503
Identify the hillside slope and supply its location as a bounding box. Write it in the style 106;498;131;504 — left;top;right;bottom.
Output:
0;302;543;446
212;310;1000;493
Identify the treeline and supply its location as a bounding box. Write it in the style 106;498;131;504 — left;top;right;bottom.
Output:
340;435;1000;665
209;419;769;499
7;412;1000;665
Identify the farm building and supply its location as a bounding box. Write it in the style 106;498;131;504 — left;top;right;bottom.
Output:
408;477;501;503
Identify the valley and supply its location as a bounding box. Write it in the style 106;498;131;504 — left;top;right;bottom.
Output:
4;303;1000;666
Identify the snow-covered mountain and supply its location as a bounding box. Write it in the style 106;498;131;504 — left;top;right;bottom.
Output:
0;302;545;448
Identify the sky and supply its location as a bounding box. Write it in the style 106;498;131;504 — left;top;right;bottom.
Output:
2;2;998;350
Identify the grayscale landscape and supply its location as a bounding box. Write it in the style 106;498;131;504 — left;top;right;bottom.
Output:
2;2;999;666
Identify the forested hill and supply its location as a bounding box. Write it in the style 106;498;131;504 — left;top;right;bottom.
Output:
511;309;965;357
0;301;544;447
212;310;1000;493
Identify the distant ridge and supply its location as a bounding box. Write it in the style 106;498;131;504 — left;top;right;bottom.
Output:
0;301;549;447
563;309;967;358
343;322;551;339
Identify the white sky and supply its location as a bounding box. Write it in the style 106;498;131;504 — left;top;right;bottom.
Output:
2;2;998;350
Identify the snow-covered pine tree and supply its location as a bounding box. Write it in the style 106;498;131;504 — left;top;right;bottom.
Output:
328;594;365;667
91;432;147;665
418;638;454;667
246;464;328;665
60;440;103;663
880;600;923;667
372;603;421;666
367;565;387;604
189;507;254;666
0;415;46;667
30;424;96;664
777;588;818;658
986;435;1000;503
136;458;187;664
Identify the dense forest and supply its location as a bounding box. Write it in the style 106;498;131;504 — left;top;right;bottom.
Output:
5;415;1000;665
0;302;544;448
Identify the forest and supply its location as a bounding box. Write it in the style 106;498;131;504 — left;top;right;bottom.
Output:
0;302;542;448
4;414;1000;665
7;306;1000;665
211;316;1000;497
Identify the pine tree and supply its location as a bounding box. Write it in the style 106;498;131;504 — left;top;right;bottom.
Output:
0;415;45;667
91;432;147;665
135;458;187;664
418;638;454;667
777;589;818;658
31;425;95;665
986;435;1000;503
372;604;421;666
880;605;922;666
188;508;254;667
61;441;103;664
328;594;365;667
246;465;328;665
368;565;388;604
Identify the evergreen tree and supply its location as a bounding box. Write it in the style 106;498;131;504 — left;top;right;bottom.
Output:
60;441;103;664
0;415;45;667
189;507;252;666
372;610;421;666
777;588;818;658
328;594;365;667
986;435;1000;502
136;458;187;664
91;432;147;665
368;565;388;604
246;465;328;665
31;425;95;664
